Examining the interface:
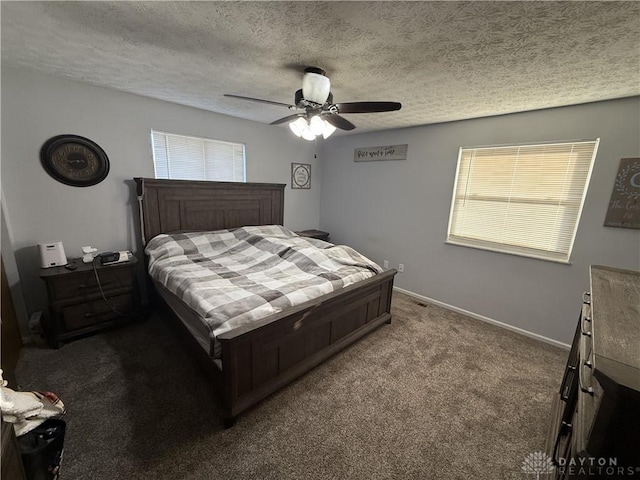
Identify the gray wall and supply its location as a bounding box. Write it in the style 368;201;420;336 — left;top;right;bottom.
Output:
3;66;638;346
1;68;320;332
319;97;640;344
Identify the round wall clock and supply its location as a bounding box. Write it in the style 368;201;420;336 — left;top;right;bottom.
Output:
40;134;110;187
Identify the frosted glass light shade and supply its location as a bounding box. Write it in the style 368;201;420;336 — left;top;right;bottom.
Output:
300;125;316;141
289;115;337;141
302;72;331;104
289;117;307;137
322;121;337;139
309;115;326;135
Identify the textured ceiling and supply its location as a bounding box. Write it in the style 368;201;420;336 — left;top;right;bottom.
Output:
2;1;639;135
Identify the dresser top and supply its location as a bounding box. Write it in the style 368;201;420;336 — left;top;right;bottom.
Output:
590;265;640;391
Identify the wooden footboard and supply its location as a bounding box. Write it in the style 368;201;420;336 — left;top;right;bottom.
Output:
218;268;396;423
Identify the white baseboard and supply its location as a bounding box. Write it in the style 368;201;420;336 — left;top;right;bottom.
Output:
393;286;571;350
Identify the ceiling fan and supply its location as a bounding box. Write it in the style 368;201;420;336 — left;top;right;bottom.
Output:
224;67;402;140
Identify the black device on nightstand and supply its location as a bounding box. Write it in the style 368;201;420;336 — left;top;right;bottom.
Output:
39;256;139;348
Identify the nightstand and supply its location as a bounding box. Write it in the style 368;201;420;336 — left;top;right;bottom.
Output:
295;229;330;242
39;256;139;348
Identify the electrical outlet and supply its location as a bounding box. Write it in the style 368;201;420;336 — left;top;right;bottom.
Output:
383;260;389;269
398;263;405;273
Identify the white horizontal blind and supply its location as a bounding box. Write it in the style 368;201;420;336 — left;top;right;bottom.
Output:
447;140;599;263
151;130;245;182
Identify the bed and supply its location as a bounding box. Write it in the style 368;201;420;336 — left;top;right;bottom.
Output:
134;178;396;427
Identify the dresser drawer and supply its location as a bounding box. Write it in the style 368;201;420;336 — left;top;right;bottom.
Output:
62;293;134;331
576;375;603;456
50;267;133;301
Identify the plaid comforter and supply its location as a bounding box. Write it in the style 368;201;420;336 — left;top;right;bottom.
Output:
145;225;382;357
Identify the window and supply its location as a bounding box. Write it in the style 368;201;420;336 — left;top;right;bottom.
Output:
447;139;599;263
151;130;245;182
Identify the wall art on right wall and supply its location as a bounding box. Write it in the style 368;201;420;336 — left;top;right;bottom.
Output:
604;157;640;229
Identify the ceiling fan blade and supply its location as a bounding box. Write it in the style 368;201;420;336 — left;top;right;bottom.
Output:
224;94;293;108
336;101;402;114
270;113;304;125
324;114;356;131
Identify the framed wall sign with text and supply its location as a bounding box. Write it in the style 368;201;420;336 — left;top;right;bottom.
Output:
354;144;408;162
604;157;640;229
291;163;311;189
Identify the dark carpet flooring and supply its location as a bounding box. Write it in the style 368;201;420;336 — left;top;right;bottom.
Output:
15;292;566;479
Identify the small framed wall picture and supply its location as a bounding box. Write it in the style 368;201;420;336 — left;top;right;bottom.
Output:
291;163;311;189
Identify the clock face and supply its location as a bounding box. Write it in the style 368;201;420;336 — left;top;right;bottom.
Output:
41;135;109;187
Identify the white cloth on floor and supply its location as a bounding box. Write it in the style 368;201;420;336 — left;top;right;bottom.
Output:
1;386;44;417
0;370;65;436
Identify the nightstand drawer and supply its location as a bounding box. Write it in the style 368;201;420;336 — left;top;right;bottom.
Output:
51;267;133;301
62;293;134;331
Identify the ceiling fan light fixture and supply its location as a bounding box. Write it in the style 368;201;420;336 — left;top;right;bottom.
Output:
300;126;316;141
227;68;401;136
309;115;326;135
322;121;336;139
302;68;331;105
289;116;336;140
289;117;307;137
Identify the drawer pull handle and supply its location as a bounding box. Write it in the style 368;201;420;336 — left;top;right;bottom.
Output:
580;318;592;336
581;315;592;336
579;360;594;396
78;281;112;289
582;291;591;304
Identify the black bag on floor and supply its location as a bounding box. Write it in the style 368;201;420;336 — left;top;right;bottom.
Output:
17;418;66;480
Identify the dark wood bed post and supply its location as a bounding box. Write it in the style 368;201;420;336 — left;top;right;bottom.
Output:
134;178;396;428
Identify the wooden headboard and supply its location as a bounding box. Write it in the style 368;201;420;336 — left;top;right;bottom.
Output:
135;178;285;243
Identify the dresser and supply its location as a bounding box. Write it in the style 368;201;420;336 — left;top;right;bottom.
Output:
40;256;139;348
545;265;640;479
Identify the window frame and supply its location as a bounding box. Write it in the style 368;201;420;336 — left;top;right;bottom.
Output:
150;129;246;183
445;139;599;264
